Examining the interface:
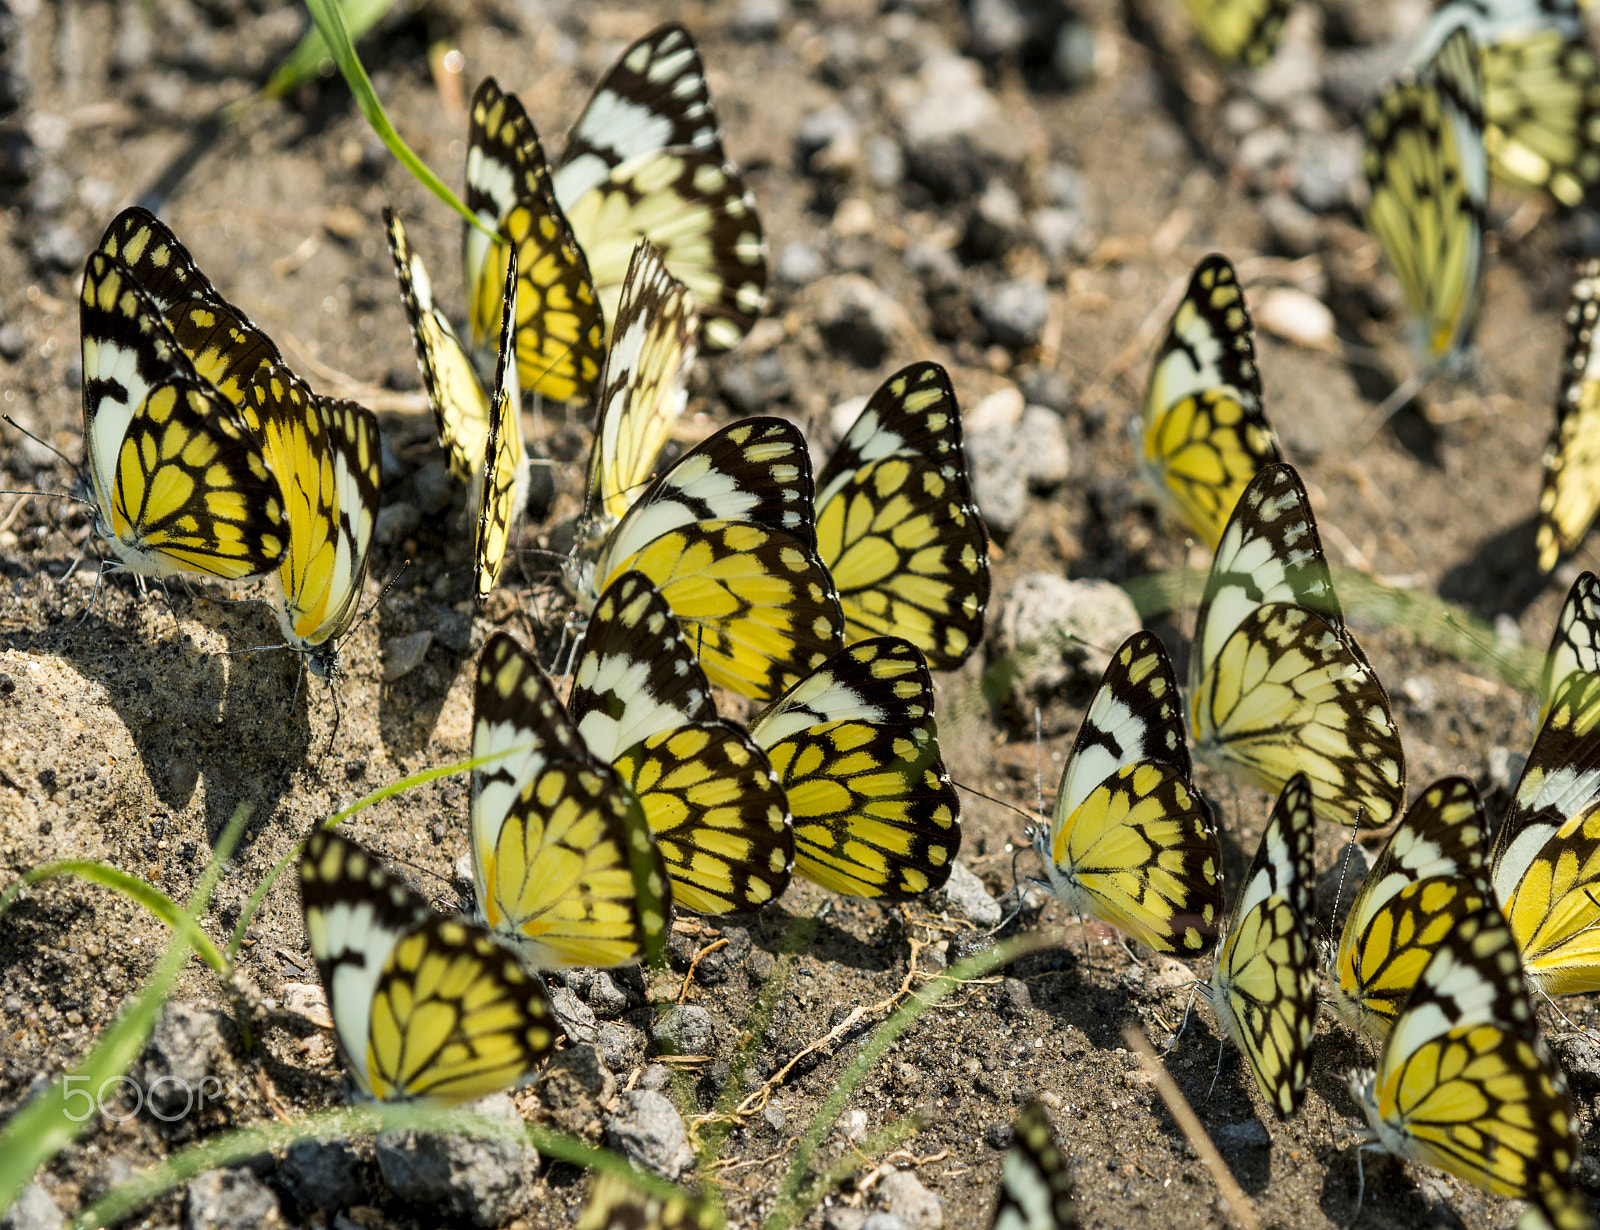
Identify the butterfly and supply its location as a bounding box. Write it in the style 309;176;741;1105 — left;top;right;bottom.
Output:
548;23;767;352
298;828;558;1104
93;206;282;405
461;76;606;403
1349;903;1588;1229
566;412;845;704
815;362;991;669
574;238;699;555
1188;462;1406;830
1330;776;1491;1041
988;1100;1080;1230
1139;254;1283;551
236;364;381;681
1208;773;1319;1119
1490;664;1600;995
1539;262;1600;574
567;570;793;915
576;1173;722;1230
78;249;288;581
1363;25;1488;366
1033;631;1225;957
1178;0;1294;65
472;246;525;603
1414;0;1600;207
1539;570;1600;721
471;631;672;969
749;636;961;898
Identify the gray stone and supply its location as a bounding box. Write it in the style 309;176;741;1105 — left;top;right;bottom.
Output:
937;860;1001;926
184;1168;283;1230
605;1089;695;1180
799;105;858;164
1400;675;1436;714
1051;18;1099;88
1234;126;1293;178
374;501;421;547
140;1003;229;1119
963;179;1026;262
31;223;85;273
1031;208;1089;270
411;459;454;516
539;1043;616;1136
1;1185;63;1230
1552;1032;1600;1099
874;1170;942;1229
777;241;826;287
277;1140;367;1213
991;573;1142;697
731;0;788;40
548;984;599;1044
0;323;25;361
1260;193;1321;257
1292;130;1363;215
380;631;433;683
375;1093;539;1226
1214;1120;1271;1150
994;977;1031;1017
596;1020;644;1073
1019;367;1072;415
965;398;1070;533
972;280;1048;348
826;1209;869;1230
816;276;900;367
637;1063;672;1091
968;0;1034;59
569;968;632;1018
720;352;791;415
864;135;905;188
1488;746;1528;793
1247;38;1321;107
433;607;473;653
652;1004;715;1056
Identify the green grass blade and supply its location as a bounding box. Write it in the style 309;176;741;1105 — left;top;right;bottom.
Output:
0;860;227;974
299;0;489;233
0;803;252;1210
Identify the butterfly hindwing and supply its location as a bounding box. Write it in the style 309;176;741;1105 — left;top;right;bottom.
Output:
299;829;558;1104
569;571;794;915
815;362;991;669
576;1173;723;1230
751;637;961;898
474;246;526;604
1178;0;1293;65
1037;632;1225;957
1190;464;1406;830
1539;261;1600;573
1140;254;1282;550
1540;570;1600;718
1333;776;1491;1040
1210;774;1319;1119
471;633;671;968
989;1100;1080;1230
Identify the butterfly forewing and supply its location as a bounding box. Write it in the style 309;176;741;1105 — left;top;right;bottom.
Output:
988;1100;1080;1230
1178;0;1292;65
815;362;991;669
1539;262;1600;573
474;247;526;604
752;637;961;898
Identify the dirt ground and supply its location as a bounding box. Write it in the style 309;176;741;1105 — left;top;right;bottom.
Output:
3;0;1599;1227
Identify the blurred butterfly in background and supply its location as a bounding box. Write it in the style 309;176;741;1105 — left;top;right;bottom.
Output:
567;570;794;916
1348;904;1588;1230
1207;774;1319;1118
299;828;559;1104
1188;462;1406;830
1538;261;1600;574
1330;776;1491;1040
1178;0;1295;66
988;1100;1080;1230
575;1172;722;1230
1413;0;1600;207
1139;253;1283;550
1363;26;1488;368
815;361;990;669
750;636;961;898
470;631;672;969
1034;631;1225;957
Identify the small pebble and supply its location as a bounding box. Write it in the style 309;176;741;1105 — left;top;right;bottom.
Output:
184;1168;283;1230
937;860;1002;926
381;631;433;683
375;1093;540;1226
605;1090;695;1179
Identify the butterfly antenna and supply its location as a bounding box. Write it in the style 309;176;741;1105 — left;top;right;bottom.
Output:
1033;707;1045;819
1208;1030;1228;1102
350;559;411;641
1357;370;1428;447
2;415;87;477
1324;807;1364;961
66;558;110;630
1163;981;1204;1057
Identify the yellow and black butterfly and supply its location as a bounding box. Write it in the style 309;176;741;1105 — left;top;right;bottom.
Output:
1188;463;1406;830
472;247;526;603
1539;262;1600;573
988;1100;1080;1230
299;828;558;1104
1349;904;1589;1230
237;364;381;681
566;410;845;703
471;631;671;969
1330;776;1491;1041
1034;631;1225;957
1208;774;1319;1119
547;23;767;352
815;362;990;669
1491;661;1600;995
1178;0;1294;65
576;1173;722;1230
1139;254;1283;551
78;249;287;581
1363;26;1488;367
567;570;793;915
462;77;606;403
1539;570;1600;720
1414;0;1600;207
574;239;698;556
749;637;960;898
